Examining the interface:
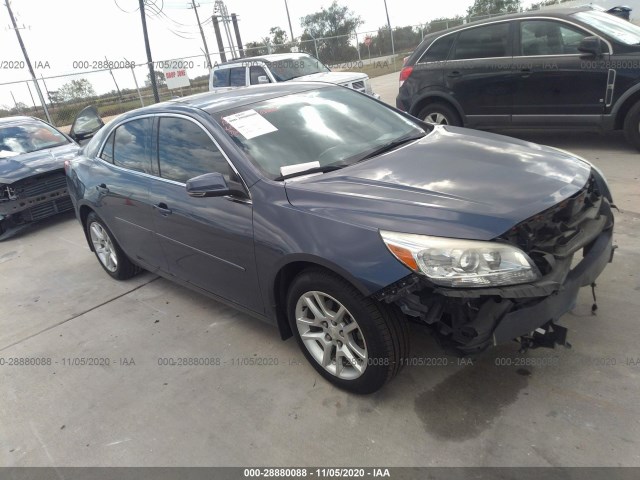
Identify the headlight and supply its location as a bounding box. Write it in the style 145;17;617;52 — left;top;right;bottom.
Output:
380;231;541;287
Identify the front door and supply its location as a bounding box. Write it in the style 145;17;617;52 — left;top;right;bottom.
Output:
512;19;609;125
149;115;263;313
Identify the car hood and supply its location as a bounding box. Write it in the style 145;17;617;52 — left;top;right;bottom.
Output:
0;143;79;184
292;71;367;84
284;126;592;240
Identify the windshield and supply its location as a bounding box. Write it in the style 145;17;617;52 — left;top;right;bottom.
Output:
265;56;330;81
215;87;426;180
573;10;640;45
0;121;69;158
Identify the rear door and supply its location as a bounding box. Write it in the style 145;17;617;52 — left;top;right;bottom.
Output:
444;21;515;127
149;115;262;312
92;117;165;270
512;18;610;126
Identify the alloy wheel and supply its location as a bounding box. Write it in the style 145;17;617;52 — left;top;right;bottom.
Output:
89;222;118;272
295;291;368;380
424;112;449;125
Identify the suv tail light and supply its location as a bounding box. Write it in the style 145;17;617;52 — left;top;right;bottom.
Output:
399;66;413;87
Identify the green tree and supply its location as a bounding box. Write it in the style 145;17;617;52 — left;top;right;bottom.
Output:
145;71;166;88
270;26;291;53
299;1;363;63
467;0;521;18
58;79;97;101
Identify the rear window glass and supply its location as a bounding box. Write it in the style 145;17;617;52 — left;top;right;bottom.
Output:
421;35;455;63
212;69;230;87
452;23;510;60
229;67;246;87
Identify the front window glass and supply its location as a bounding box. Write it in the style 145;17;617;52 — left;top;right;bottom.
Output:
574;10;640;45
0;121;69;157
520;20;589;55
265;55;330;81
157;117;231;184
214;87;425;180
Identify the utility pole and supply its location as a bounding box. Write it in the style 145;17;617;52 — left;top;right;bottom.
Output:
284;0;294;44
189;0;211;69
139;0;160;103
5;0;52;123
105;56;123;101
383;0;395;56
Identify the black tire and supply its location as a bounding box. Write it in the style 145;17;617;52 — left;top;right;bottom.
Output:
623;101;640;151
287;268;409;394
85;212;140;280
418;102;462;127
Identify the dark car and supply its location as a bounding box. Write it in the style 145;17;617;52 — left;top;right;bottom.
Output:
66;83;614;393
0;108;103;239
396;6;640;150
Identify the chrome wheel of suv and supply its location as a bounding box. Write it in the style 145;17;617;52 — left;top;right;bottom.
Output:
424;112;449;125
295;291;367;380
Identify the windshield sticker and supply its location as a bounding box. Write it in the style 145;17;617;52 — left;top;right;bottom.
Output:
221;109;278;139
279;161;320;177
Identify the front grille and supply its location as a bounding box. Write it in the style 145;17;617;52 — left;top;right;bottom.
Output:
23;196;73;222
500;173;609;274
351;80;365;91
17;172;67;197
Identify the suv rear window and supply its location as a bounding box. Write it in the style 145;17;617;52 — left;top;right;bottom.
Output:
452;23;510;60
229;67;246;87
420;35;455;63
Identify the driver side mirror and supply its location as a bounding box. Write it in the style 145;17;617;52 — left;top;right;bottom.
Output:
578;36;604;56
69;105;104;144
186;172;248;198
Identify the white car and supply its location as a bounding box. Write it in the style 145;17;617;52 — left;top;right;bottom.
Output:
209;53;379;98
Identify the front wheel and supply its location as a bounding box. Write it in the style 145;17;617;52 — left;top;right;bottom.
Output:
623;101;640;151
86;212;140;280
287;269;409;394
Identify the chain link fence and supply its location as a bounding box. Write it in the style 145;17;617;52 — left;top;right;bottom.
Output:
0;13;508;130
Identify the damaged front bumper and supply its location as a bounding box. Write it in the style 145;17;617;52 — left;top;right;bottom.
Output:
0;172;73;240
375;175;615;354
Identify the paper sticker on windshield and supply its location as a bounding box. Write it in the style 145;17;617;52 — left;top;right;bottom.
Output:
221;109;277;139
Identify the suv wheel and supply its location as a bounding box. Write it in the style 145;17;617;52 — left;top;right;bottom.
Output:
418;102;461;127
624;101;640;151
287;269;408;394
86;212;140;280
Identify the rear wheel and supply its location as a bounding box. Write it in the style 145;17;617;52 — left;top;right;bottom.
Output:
287;269;409;394
418;102;461;127
623;101;640;151
86;212;140;280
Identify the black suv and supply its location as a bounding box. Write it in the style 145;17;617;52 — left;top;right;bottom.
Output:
396;7;640;150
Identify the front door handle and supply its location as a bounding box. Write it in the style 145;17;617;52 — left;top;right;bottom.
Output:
153;202;172;216
447;70;462;78
96;183;109;194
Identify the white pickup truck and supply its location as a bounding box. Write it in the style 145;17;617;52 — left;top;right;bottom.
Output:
209;53;379;98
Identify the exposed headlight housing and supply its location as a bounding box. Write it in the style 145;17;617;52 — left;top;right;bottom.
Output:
380;231;541;287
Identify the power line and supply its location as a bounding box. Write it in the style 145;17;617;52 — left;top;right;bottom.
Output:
113;0;139;13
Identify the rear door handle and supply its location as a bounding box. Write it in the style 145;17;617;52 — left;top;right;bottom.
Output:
153;202;172;216
447;70;462;78
520;68;532;77
96;183;109;194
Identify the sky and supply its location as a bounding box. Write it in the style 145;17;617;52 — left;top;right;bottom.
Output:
0;0;636;107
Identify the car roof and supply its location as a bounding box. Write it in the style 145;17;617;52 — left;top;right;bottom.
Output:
215;52;313;68
118;82;335;118
0;116;45;126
